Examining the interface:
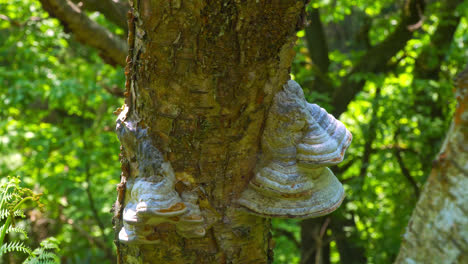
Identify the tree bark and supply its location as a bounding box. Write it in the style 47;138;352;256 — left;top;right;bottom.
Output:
394;66;468;264
114;1;306;263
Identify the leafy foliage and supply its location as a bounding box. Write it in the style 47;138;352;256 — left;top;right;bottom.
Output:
0;0;122;262
24;238;60;264
0;241;31;256
0;177;59;263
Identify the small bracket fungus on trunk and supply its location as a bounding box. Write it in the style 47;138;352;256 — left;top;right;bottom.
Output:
116;106;206;244
238;80;352;218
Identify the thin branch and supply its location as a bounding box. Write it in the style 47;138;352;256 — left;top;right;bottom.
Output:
359;85;381;181
336;87;382;185
338;86;381;185
308;62;335;92
59;214;115;261
332;158;355;174
0;14;42;27
314;217;331;264
102;84;125;97
375;144;416;153
27;99;94;126
39;0;127;66
319;217;330;239
340;175;359;184
414;0;463;79
84;162;107;236
272;227;301;249
300;218;325;264
78;84;107;238
394;128;420;197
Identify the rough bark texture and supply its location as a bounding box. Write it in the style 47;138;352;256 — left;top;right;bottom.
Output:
114;1;306;263
394;67;468;264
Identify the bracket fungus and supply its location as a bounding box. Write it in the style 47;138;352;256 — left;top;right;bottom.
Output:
116;107;206;244
238;80;352;218
176;191;206;238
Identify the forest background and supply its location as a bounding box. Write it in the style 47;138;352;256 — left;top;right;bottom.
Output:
0;0;467;263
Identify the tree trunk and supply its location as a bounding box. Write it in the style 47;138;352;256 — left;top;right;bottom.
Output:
113;1;306;263
394;66;468;264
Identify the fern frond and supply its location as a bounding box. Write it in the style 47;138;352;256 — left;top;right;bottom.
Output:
0;209;8;220
1;192;17;205
25;252;60;264
37;251;59;260
23;237;60;264
25;257;60;264
38;237;60;250
13;209;25;218
0;240;32;256
24;243;60;263
0;209;26;222
6;226;28;238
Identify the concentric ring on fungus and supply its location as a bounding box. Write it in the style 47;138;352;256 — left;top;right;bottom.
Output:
238;80;352;219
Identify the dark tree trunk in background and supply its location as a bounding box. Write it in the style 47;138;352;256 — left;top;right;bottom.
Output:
300;218;331;264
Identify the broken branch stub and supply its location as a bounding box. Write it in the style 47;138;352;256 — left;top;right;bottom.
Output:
238;80;352;218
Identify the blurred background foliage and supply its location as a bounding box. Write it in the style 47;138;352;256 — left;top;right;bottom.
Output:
0;0;466;263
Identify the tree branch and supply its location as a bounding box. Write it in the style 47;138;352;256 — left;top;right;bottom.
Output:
102;84;125;97
331;0;425;116
39;0;127;66
272;227;301;249
359;85;381;183
59;214;115;261
28;99;94;126
0;14;42;27
353;15;372;51
300;217;332;264
394;128;420;197
414;0;463;79
331;159;355;175
313;217;331;264
84;161;107;236
71;0;130;31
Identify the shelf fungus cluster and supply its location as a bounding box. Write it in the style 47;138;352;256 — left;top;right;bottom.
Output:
238;80;352;218
116;107;206;244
